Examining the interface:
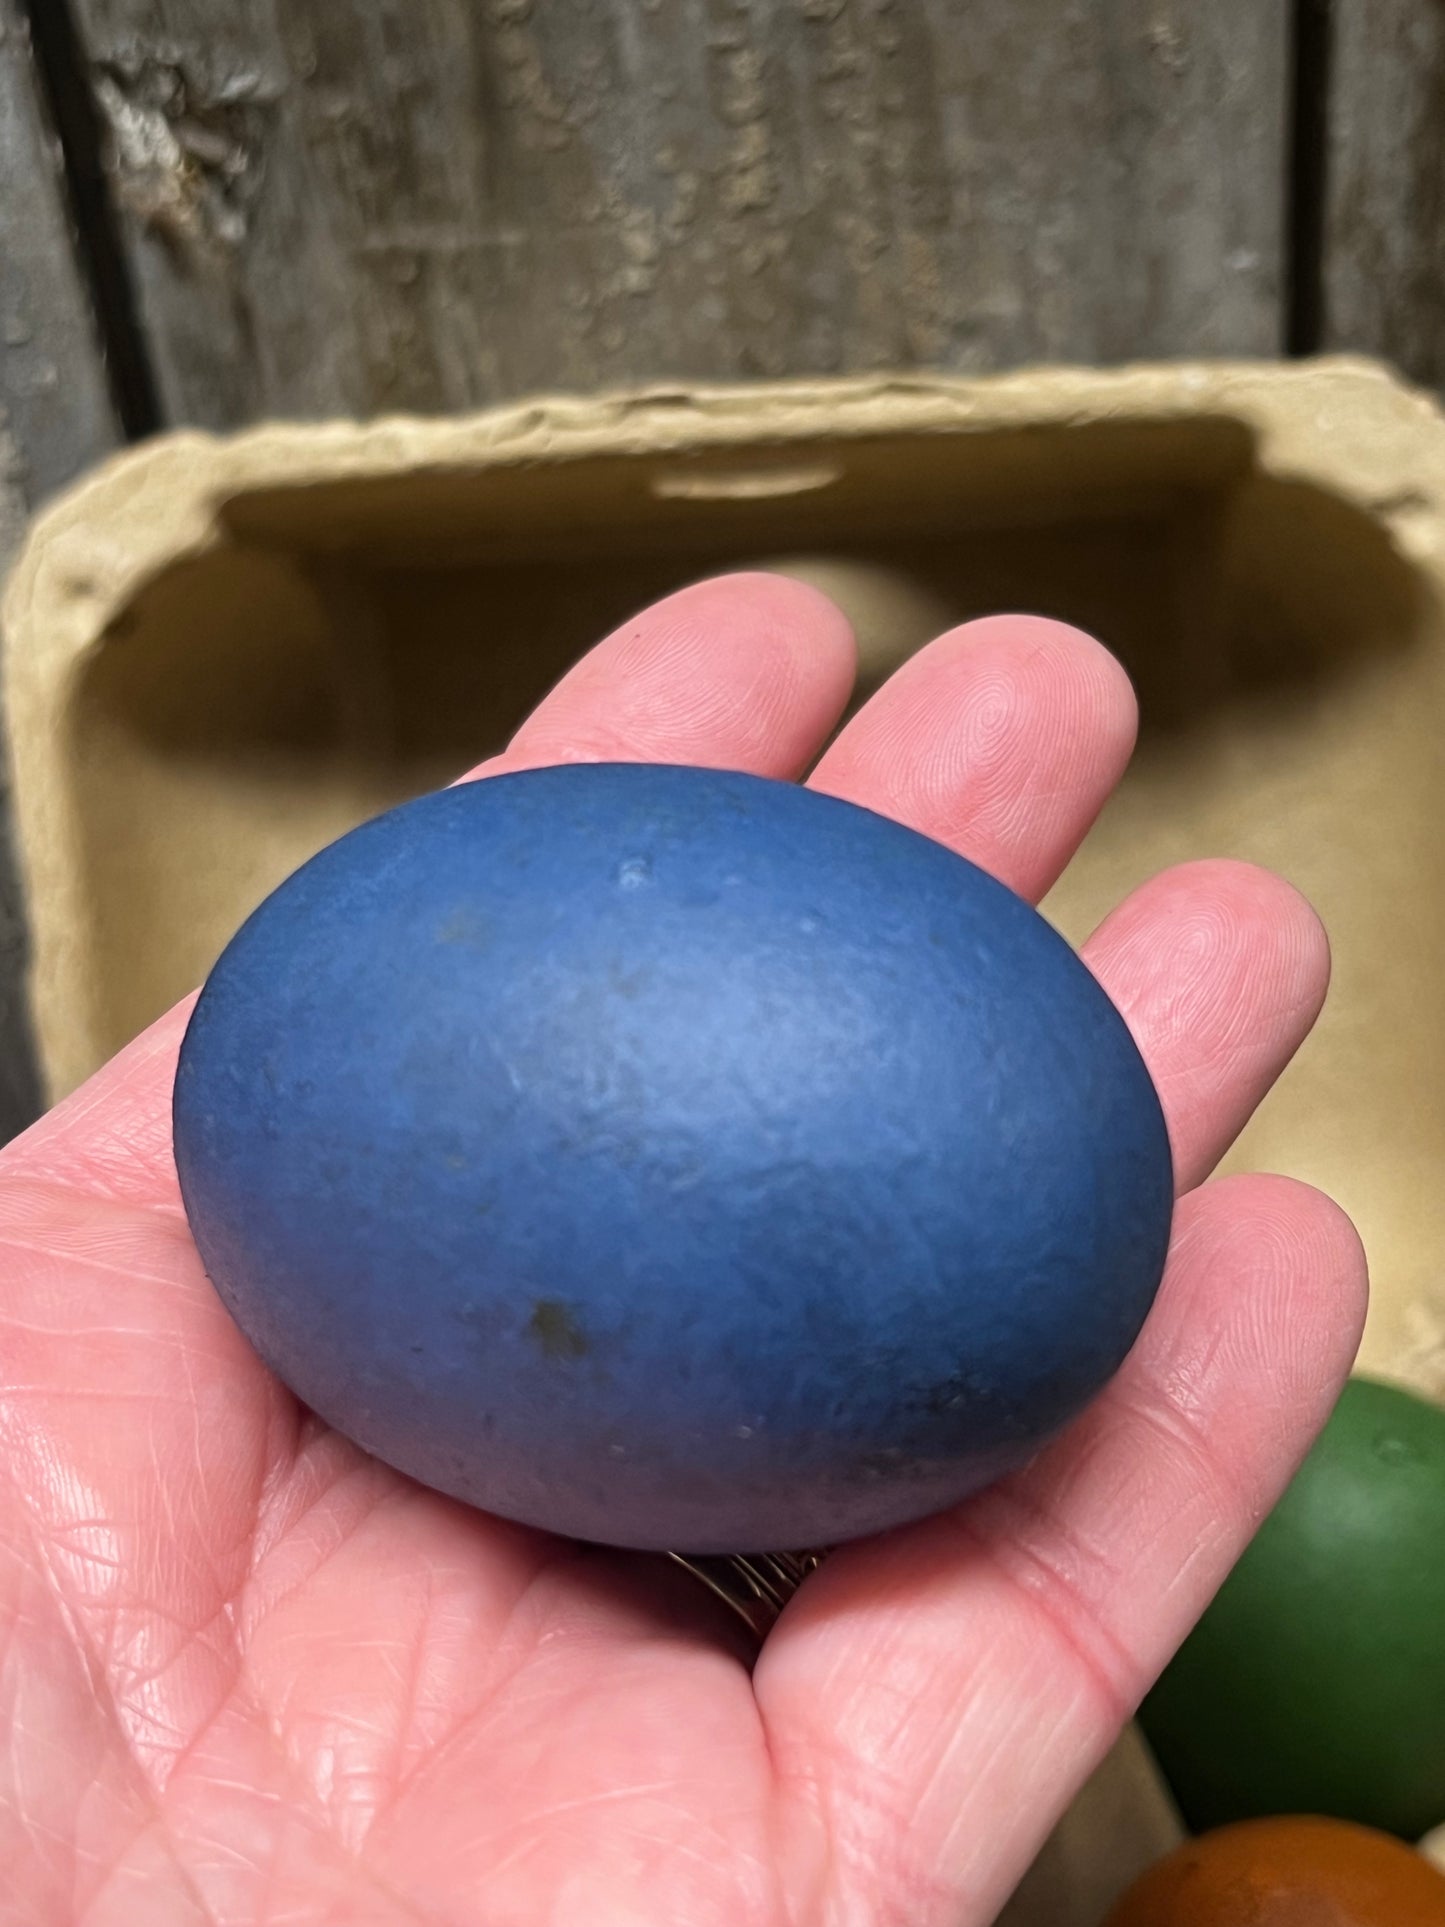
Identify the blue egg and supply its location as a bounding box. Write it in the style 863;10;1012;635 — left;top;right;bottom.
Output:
174;763;1172;1553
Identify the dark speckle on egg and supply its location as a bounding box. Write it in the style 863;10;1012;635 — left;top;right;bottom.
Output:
173;763;1173;1554
435;908;491;948
528;1299;591;1362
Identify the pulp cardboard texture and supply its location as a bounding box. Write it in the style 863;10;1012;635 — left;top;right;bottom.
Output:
4;360;1443;1919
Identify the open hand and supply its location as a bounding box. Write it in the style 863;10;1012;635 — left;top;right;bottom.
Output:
0;575;1366;1925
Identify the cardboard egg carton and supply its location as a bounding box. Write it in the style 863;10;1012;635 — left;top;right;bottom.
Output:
7;359;1443;1410
6;359;1445;1919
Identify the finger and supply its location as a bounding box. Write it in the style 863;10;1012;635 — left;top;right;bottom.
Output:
469;570;856;782
1082;859;1331;1193
760;1173;1367;1927
809;615;1137;902
5;573;857;1207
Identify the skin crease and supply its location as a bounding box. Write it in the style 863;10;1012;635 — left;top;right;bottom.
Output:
0;576;1366;1927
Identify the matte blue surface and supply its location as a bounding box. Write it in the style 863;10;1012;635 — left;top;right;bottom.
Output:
174;764;1173;1553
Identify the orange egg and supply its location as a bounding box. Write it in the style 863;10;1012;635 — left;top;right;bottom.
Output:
1103;1816;1445;1925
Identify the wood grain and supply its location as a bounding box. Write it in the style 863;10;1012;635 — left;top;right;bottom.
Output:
1;0;119;1139
1323;0;1445;392
0;0;118;513
68;0;1289;428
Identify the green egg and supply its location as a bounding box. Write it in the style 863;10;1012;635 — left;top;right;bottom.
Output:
1140;1377;1445;1840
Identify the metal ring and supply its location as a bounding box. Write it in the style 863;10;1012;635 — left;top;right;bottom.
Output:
666;1548;828;1645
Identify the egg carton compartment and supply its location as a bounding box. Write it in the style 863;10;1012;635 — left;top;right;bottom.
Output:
5;358;1443;1923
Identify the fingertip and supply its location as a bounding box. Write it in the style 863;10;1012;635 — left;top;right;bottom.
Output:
986;614;1141;810
610;570;858;700
1082;861;1334;1196
1154;857;1330;972
957;613;1137;710
1190;857;1334;1025
493;570;857;779
812;611;1138;900
1173;1167;1364;1281
1215;1169;1370;1361
695;569;859;662
1156;1172;1369;1451
1088;859;1332;1074
689;569;859;722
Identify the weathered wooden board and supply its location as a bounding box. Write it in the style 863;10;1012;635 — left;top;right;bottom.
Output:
1323;0;1445;391
1;0;119;1139
69;0;1289;428
0;1;118;511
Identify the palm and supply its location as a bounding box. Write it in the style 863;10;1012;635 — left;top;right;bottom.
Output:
8;1149;782;1922
2;577;1365;1926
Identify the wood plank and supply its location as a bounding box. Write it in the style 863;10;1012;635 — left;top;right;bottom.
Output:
1322;0;1445;391
69;0;1289;428
1;0;120;1140
0;0;118;510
